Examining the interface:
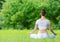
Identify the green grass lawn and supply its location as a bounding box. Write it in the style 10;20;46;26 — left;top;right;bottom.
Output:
0;30;60;42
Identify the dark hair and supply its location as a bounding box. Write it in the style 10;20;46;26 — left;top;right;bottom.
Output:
41;9;46;16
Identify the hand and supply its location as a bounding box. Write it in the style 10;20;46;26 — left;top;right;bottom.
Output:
53;33;57;35
30;32;33;34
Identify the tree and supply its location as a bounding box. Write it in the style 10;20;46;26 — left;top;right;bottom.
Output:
0;0;60;29
0;0;5;11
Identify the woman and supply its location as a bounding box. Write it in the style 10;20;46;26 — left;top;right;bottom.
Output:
30;9;56;39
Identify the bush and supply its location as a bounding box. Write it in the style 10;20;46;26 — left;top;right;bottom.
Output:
0;0;60;29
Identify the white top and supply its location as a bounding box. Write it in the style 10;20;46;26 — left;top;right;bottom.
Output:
36;19;50;30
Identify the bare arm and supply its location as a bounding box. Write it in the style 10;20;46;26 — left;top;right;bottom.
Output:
48;24;56;35
30;23;38;34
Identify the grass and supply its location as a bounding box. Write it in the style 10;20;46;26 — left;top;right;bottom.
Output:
0;30;60;42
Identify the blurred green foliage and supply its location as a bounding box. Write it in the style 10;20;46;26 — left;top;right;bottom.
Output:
0;0;60;30
0;0;5;10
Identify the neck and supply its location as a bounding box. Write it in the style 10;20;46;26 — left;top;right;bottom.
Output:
41;16;46;20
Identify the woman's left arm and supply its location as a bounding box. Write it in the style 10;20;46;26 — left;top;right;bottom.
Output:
30;23;38;34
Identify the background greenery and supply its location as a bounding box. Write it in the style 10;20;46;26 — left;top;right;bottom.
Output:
0;0;60;30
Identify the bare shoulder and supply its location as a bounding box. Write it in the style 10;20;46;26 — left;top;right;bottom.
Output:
36;19;40;22
46;19;50;21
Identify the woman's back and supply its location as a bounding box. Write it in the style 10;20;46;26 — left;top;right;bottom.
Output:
36;19;50;30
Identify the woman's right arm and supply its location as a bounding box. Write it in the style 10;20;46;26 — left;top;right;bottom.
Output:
48;24;56;35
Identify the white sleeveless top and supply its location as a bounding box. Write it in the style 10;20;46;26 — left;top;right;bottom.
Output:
36;19;50;30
